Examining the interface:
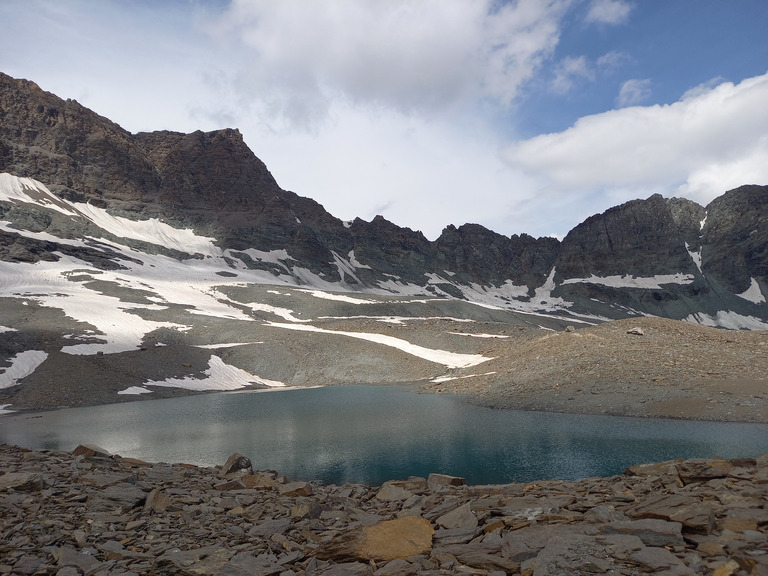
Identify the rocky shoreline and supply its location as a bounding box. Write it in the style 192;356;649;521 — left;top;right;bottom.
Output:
1;444;767;575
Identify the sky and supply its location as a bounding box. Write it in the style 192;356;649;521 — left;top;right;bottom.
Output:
1;0;767;240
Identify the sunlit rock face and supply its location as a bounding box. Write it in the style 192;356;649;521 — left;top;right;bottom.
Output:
0;70;766;331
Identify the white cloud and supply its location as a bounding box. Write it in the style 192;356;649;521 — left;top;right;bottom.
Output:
585;0;632;25
617;78;652;106
596;50;629;70
551;56;594;93
504;73;768;208
211;0;570;127
241;103;538;240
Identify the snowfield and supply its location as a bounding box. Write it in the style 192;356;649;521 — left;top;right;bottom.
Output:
1;173;767;409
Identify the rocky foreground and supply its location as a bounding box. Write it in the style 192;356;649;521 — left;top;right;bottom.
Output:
1;445;767;575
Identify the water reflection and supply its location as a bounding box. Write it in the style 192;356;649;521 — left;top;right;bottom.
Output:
1;385;767;486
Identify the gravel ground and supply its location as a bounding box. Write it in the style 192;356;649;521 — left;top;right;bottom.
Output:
422;317;768;423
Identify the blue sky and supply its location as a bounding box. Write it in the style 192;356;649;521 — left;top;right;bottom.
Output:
1;0;767;240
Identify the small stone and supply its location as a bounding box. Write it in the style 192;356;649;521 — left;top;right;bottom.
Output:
143;488;172;513
215;479;246;491
427;473;466;489
718;516;758;532
278;481;313;497
696;541;725;556
374;558;417;576
72;444;112;458
375;482;413;502
71;530;87;547
436;502;477;530
711;559;740;576
242;474;278;489
156;546;233;574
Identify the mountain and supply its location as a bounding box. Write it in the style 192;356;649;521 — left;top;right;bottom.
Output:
0;72;767;410
2;72;766;326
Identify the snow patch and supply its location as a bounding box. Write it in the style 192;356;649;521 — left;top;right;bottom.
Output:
241;302;308;323
117;386;153;395
142;355;287;391
267;322;490;369
685;242;703;274
318;315;475;324
347;250;371;269
685;311;768;330
736;278;766;304
0;350;48;389
0;173;78;216
195;342;263;349
74;202;219;256
0;404;15;415
330;251;363;284
0;326;16;334
301;290;373;305
431;371;497;383
562;273;695;289
239;248;293;270
449;332;509;339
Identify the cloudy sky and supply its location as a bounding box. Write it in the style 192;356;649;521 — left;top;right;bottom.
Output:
1;1;767;239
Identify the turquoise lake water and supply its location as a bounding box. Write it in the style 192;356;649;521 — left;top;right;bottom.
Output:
1;385;767;485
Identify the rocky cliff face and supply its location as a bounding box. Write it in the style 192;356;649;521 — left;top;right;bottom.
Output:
1;72;766;328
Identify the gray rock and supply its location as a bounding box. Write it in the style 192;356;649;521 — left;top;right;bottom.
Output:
219;453;253;478
436;502;477;530
0;472;43;492
596;519;685;547
375;482;413;502
427;473;466;489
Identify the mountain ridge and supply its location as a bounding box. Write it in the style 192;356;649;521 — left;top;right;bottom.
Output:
1;71;767;329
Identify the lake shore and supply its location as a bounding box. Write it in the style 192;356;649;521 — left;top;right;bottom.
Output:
2;316;767;423
2;443;767;576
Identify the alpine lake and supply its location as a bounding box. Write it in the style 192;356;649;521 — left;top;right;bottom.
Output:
2;385;767;486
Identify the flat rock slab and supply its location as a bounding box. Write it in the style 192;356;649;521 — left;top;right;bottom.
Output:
594;518;685;547
317;516;434;562
0;472;43;492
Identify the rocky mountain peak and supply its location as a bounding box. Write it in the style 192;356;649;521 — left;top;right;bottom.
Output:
1;72;766;328
134;127;281;212
557;193;705;280
702;184;768;293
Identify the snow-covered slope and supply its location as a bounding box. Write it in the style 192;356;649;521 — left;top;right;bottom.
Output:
1;171;767;411
1;174;587;410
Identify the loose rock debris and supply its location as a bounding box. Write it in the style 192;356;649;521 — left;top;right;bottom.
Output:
1;444;767;575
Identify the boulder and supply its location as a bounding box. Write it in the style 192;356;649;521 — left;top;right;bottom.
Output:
218;453;252;478
316;516;434;562
278;481;313;497
72;444;112;458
